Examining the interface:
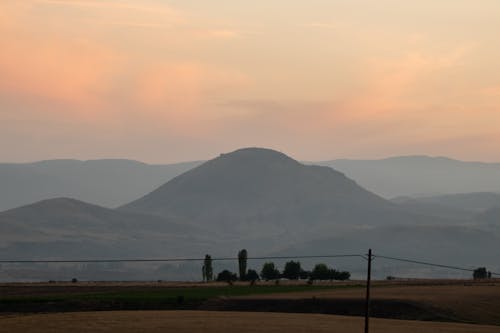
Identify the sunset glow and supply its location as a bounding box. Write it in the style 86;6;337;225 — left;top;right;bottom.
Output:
1;0;499;162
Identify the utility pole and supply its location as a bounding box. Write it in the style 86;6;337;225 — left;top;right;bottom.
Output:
364;248;372;333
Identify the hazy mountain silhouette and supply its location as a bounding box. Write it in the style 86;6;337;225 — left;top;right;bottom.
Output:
391;192;500;220
120;148;455;241
319;156;500;198
2;148;499;280
0;159;202;211
277;224;500;278
0;198;211;260
475;206;500;227
4;155;500;212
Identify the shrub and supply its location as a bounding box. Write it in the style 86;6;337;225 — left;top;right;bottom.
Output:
216;270;238;283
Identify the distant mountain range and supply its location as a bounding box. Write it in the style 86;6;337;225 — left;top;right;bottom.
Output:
319;156;500;198
1;148;499;281
0;197;213;260
2;154;500;212
120;148;400;237
0;159;202;211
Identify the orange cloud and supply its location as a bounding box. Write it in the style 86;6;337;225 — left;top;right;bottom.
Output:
0;34;119;112
133;63;249;118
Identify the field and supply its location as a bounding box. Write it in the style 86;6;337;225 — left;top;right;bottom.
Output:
2;311;500;333
1;280;500;331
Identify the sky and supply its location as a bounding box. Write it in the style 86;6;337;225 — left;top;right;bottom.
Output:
1;0;500;163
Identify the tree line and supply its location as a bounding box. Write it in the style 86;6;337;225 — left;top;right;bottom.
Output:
202;249;351;284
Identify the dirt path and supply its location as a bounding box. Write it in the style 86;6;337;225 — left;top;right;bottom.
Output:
1;311;499;333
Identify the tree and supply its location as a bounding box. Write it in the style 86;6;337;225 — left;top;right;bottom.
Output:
283;261;301;280
336;271;351;281
260;262;280;281
216;270;237;283
473;267;488;280
310;263;350;281
246;269;260;284
299;269;311;280
311;263;330;281
202;254;213;282
238;249;248;281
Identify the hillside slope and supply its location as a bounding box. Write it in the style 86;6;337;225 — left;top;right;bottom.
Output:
0;198;210;260
121;148;451;240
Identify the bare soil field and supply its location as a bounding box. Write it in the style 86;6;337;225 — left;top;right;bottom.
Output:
1;310;500;333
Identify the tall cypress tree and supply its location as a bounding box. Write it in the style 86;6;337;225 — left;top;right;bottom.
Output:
238;249;248;281
203;254;213;282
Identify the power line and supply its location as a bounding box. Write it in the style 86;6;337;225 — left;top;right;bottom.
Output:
374;254;500;277
0;254;365;264
1;253;498;277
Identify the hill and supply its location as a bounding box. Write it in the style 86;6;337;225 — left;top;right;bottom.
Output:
319;156;500;198
4;155;500;211
120;148;428;240
390;192;500;221
475;207;500;227
0;198;211;260
276;224;500;278
392;192;500;212
0;159;201;211
2;148;499;280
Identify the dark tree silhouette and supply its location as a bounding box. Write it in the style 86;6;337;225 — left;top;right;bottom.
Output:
311;263;330;281
473;267;488;279
260;262;280;281
238;249;248;281
310;264;351;281
299;269;311;280
216;269;237;283
202;254;213;282
283;260;301;280
246;269;260;284
335;271;351;281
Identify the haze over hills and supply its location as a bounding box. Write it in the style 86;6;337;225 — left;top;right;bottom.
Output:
0;197;213;261
390;192;500;220
0;159;202;211
1;148;499;280
319;156;500;198
3;155;500;212
120;148;434;238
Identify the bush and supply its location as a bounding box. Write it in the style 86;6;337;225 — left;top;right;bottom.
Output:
216;270;238;283
246;269;260;284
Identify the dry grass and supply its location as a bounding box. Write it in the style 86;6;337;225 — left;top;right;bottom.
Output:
1;311;500;333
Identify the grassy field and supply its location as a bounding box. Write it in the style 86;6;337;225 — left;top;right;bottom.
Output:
0;283;356;313
2;311;500;333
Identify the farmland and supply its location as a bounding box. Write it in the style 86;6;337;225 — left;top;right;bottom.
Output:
1;311;500;333
1;279;499;329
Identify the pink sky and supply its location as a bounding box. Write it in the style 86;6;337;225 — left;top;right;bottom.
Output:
1;0;499;163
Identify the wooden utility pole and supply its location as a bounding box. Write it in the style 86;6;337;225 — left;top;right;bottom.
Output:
364;249;372;333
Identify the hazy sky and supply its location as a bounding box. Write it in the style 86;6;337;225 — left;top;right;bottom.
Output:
1;0;500;163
